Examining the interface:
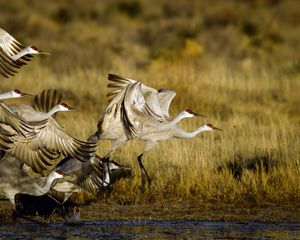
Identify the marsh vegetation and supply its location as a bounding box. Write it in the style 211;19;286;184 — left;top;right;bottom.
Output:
0;0;299;218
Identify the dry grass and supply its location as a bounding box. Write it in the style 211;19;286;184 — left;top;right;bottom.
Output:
3;60;299;205
0;0;299;205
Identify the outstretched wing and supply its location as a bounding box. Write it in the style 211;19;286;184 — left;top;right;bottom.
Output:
157;89;176;118
53;155;105;195
32;89;63;117
106;73;136;98
0;101;47;136
106;74;166;137
0;27;33;77
3;117;96;173
107;74;164;122
0;48;23;77
0;27;24;57
35;118;97;161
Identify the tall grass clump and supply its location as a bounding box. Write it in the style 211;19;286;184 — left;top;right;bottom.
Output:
0;0;299;205
4;59;298;205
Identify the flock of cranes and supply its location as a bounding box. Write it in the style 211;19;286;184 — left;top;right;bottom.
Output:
0;27;221;218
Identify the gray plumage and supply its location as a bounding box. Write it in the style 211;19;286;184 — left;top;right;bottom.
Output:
0;153;63;207
91;74;213;184
2;89;96;173
0;27;49;78
51;155;131;202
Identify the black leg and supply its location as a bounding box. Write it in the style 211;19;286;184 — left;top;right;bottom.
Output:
137;154;152;186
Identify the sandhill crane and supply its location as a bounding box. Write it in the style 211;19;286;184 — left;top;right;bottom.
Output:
0;89;49;139
0;89;32;133
0;27;50;77
0;89;96;173
0;89;32;100
0;153;63;208
137;123;222;183
91;74;214;185
51;155;131;203
91;74;205;147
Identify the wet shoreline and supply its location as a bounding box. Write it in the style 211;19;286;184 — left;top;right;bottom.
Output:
81;201;300;222
1;200;300;224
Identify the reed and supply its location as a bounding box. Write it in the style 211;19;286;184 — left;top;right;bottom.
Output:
0;0;299;205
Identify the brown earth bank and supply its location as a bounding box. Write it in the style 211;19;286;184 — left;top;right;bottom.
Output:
1;200;300;224
82;201;300;222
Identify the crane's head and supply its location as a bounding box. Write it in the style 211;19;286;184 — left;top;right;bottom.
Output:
204;123;223;132
57;102;78;112
55;168;64;176
9;89;32;98
47;167;64;183
28;46;50;55
53;168;64;179
184;109;207;118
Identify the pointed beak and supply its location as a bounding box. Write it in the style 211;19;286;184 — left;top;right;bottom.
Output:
193;112;207;117
212;126;223;131
20;92;33;97
68;106;79;111
38;49;51;55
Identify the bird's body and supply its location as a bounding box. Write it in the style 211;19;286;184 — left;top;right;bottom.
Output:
0;89;35;132
0;89;48;151
93;74;191;152
91;74;215;184
0;153;63;207
0;89;96;173
9;103;73;122
51;155;131;203
0;89;101;209
0;27;49;78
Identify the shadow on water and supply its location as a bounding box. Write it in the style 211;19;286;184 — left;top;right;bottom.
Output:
0;220;300;239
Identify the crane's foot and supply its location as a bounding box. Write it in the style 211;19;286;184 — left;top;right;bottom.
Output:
137;154;152;189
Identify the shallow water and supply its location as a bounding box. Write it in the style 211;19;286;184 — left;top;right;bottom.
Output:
1;220;300;239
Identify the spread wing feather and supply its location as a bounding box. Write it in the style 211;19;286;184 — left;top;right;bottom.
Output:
33;89;63;116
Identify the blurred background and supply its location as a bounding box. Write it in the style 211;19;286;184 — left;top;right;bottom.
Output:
1;0;299;74
0;0;299;203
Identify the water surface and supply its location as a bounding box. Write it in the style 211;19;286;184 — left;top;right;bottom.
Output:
1;220;300;239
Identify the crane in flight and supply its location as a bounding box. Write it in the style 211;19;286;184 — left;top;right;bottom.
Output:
0;153;64;208
50;154;132;203
0;89;96;174
0;89;49;146
0;27;50;78
91;74;220;185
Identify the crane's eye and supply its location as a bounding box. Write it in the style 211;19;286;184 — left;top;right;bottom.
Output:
31;46;38;50
186;109;193;114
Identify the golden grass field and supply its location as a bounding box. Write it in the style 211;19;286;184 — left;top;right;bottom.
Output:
0;0;299;206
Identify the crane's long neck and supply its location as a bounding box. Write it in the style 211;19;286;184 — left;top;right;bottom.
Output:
0;92;13;100
38;172;61;195
10;47;32;61
31;105;60;121
44;105;61;118
174;125;211;139
156;111;187;131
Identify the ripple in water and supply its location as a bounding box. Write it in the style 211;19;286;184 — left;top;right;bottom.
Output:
0;220;300;239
